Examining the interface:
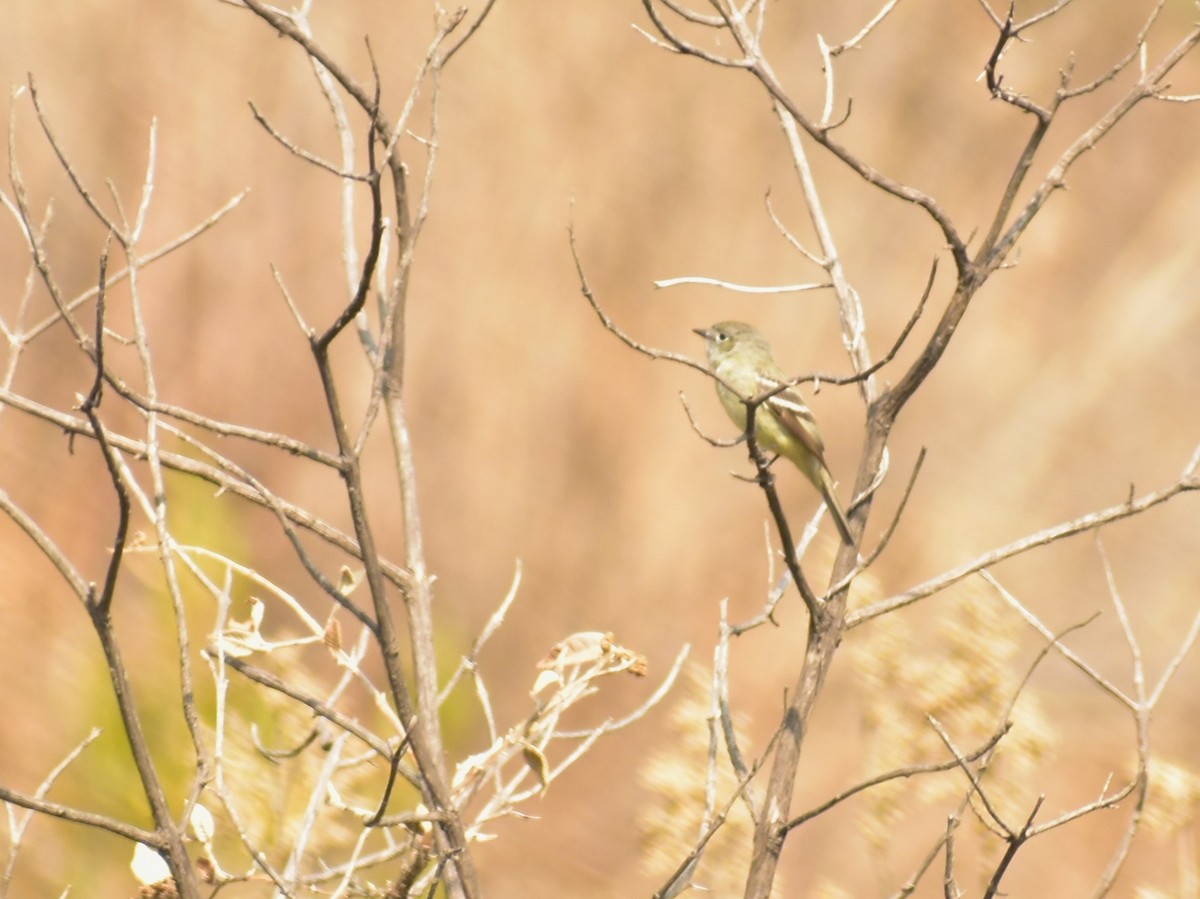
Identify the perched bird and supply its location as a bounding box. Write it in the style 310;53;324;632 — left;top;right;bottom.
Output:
694;320;854;545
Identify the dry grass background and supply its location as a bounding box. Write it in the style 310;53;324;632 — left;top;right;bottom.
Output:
1;0;1199;896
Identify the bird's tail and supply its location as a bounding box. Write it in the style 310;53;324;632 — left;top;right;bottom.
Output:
818;468;855;546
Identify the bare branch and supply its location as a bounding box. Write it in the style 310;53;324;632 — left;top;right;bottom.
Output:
0;388;408;607
654;275;832;294
652;725;784;899
1148;608;1200;708
783;723;1010;833
0;489;90;601
220;655;398;763
984;572;1135;709
848;462;1200;628
982;797;1046;899
986;22;1200;268
829;0;903;54
0;785;162;849
248;100;371;181
27;77;126;244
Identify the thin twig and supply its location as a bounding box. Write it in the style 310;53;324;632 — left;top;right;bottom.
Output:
849;462;1200;629
782;724;1010;832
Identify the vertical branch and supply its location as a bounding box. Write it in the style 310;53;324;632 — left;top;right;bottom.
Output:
79;243;126;618
80;247;199;899
306;107;477;895
1089;538;1151;897
741;605;840;897
375;53;479;895
119;118;214;803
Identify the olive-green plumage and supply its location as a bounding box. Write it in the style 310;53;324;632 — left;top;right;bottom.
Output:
694;321;854;545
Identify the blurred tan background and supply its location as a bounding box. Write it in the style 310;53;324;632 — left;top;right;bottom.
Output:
1;0;1199;896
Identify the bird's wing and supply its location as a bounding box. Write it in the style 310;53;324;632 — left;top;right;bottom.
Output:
755;373;828;462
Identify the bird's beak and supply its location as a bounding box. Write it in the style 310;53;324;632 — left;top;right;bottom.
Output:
693;327;714;340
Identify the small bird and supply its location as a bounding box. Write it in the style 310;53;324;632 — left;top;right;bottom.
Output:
694;320;855;545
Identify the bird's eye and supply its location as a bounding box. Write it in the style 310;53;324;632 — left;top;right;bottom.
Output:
717;332;729;342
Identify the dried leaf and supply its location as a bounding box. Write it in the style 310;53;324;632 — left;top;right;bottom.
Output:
522;742;550;793
323;618;342;654
338;566;364;596
130;842;171;886
195;857;215;884
452;745;501;790
531;668;561;695
538;631;611;669
188;803;215;843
